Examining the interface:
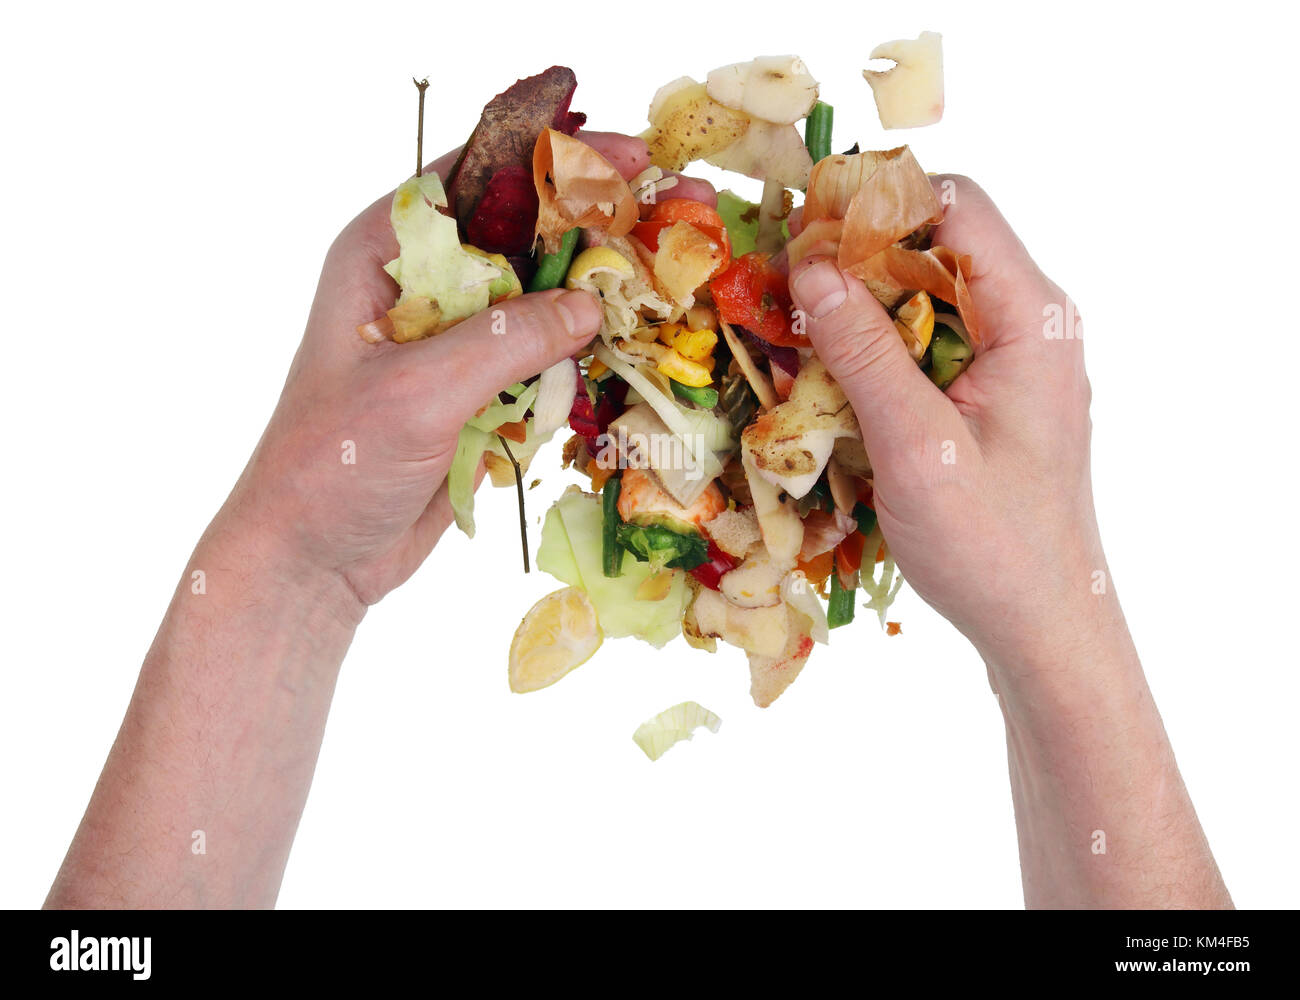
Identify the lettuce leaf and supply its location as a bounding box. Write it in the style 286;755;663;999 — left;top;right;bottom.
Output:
717;190;760;257
717;189;790;258
384;173;513;323
537;491;688;648
615;522;709;571
451;382;544;536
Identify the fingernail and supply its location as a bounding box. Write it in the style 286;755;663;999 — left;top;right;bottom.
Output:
791;260;848;319
555;289;600;338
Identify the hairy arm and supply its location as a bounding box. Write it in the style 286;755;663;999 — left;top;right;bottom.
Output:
44;140;619;908
45;514;363;908
788;176;1231;908
986;596;1230;908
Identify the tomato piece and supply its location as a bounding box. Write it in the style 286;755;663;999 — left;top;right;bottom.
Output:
708;252;807;347
630;220;668;250
795;548;834;587
636;199;729;255
497;420;528;443
645;197;726;230
836;531;866;575
632;219;731;261
689;541;737;591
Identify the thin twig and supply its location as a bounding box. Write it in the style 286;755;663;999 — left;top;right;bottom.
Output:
497;434;529;573
413;77;430;177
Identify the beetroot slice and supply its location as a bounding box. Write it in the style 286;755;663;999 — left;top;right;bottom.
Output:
444;66;582;233
552;103;586;137
465;166;539;256
738;325;801;377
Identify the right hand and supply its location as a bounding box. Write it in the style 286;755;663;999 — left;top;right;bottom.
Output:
788;176;1101;664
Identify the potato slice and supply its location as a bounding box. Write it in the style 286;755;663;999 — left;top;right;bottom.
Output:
741;357;861;500
863;31;944;130
741;447;803;562
704;120;812;189
706;55;819;125
689;586;790;658
653;221;729;307
642;79;751;172
720;546;796;609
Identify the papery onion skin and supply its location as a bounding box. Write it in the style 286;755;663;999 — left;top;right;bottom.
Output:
533;129;638;254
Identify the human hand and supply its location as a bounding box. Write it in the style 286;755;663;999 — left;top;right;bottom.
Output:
221;133;660;610
788;177;1099;667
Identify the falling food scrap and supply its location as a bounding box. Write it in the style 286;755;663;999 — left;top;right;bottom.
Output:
633;701;722;761
886;621;902;636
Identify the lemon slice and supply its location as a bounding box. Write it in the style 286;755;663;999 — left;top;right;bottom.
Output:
509;587;604;693
566;246;635;291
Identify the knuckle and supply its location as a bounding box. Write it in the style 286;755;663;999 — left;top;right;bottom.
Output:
816;319;899;388
498;297;555;354
478;295;567;377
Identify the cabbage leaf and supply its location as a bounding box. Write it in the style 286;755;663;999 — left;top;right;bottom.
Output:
537;490;689;648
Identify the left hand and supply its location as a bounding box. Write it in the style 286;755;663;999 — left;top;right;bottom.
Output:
220;134;659;610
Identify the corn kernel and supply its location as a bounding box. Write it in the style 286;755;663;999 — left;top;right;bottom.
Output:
673;328;718;363
657;322;685;348
657;349;713;387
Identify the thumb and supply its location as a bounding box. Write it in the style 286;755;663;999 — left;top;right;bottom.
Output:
789;257;963;471
405;289;601;428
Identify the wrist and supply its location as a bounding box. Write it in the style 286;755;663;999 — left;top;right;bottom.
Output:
198;500;368;638
976;585;1145;738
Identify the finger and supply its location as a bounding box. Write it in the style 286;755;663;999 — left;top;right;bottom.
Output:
320;136;628;350
928;174;1054;334
309;146;470;355
375;461;487;593
661;170;717;207
410;479;459;559
340;145;467;276
789;256;964;470
574;130;650;181
406;288;601;427
787;205;804;238
410;463;485;565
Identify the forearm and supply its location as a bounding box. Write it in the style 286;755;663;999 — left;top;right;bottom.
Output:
45;509;364;909
983;593;1231;909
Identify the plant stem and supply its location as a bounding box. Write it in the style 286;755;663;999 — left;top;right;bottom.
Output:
497;434;529;573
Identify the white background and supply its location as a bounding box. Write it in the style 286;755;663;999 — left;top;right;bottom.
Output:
2;1;1297;909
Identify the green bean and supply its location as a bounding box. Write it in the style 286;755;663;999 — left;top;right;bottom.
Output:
827;565;856;628
853;502;877;537
669;380;719;409
527;227;580;293
602;474;625;578
804;102;834;164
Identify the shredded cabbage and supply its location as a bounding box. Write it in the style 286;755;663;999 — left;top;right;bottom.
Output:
465;382;537;432
532;359;578;435
861;552;904;627
537;490;689;648
593;343;732;482
632;701;722;761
